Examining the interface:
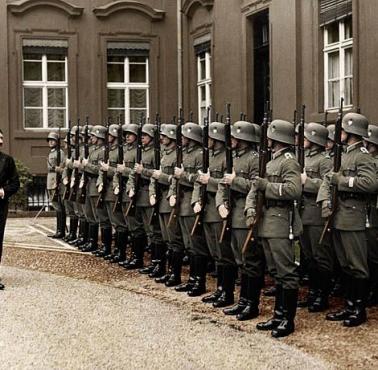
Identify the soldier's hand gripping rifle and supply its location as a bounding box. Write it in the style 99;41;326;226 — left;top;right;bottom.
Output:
125;114;144;217
191;107;210;235
63;120;72;200
77;119;89;203
242;103;270;254
168;109;183;227
96;119;110;209
52;127;62;203
319;98;344;244
219;104;233;243
113;116;124;213
149;113;161;224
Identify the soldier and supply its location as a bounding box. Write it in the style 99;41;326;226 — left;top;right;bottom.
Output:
46;131;66;239
98;124;128;263
318;113;376;327
117;124;147;269
127;123;164;271
326;124;335;158
169;122;208;296
363;124;378;306
81;125;110;254
216;121;266;318
245;119;302;338
150;124;184;285
298;122;333;312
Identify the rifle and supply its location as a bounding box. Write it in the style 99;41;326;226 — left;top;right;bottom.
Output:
113;115;124;212
219;104;233;243
96;119;110;209
319;97;344;244
149;113;161;224
242;101;270;254
191;107;210;235
78;119;90;204
52;127;62;203
167;109;184;227
125;114;144;217
297;105;306;172
63;120;72;200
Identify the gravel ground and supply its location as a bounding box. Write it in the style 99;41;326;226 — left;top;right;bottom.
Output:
0;266;331;370
2;217;378;369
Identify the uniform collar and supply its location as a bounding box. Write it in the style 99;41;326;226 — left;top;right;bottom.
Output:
346;141;363;153
212;147;224;156
143;142;153;151
164;147;175;155
186;143;199;154
306;147;322;157
272;146;290;160
235;147;251;157
126;142;136;149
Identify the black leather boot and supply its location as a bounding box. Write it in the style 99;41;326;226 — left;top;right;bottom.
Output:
298;267;317;307
309;270;332;312
155;249;173;283
326;276;355;321
82;224;100;252
175;255;195;292
271;288;298;338
149;243;167;279
343;278;368;327
109;230;128;263
202;265;224;304
64;218;78;242
213;265;236;308
256;284;284;331
103;230;116;260
90;227;110;255
188;255;208;297
125;235;146;270
367;265;378;307
236;276;262;321
166;251;183;287
223;273;248;315
71;220;88;246
139;242;156;274
48;211;64;238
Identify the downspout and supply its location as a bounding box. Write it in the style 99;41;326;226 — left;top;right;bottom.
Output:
177;0;183;113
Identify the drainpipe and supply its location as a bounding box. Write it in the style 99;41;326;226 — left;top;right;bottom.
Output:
177;0;183;114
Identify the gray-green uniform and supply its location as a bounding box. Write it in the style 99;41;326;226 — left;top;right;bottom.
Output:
169;122;207;296
300;123;333;312
364;124;378;306
149;124;184;285
216;121;266;317
318;113;376;327
246;119;302;338
46;131;66;238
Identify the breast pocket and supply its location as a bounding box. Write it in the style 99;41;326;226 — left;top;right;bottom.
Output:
343;165;357;177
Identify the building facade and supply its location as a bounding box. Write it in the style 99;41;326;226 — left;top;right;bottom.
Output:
0;0;376;177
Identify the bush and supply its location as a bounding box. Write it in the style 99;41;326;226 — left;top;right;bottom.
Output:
9;159;33;211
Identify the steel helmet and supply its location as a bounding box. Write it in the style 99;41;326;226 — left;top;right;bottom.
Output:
267;120;295;145
304;122;328;147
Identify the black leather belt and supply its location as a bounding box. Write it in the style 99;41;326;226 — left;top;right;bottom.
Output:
265;200;292;208
338;192;364;201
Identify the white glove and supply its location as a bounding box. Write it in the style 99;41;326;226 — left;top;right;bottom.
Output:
198;170;210;185
169;195;176;207
100;161;109;171
134;163;143;174
150;195;156;206
129;189;135;198
193;202;202;214
174;164;184;179
223;169;236;185
152;169;162;179
218;204;229;219
66;158;72;166
301;170;307;185
81;158;88;167
0;188;5;199
117;163;126;173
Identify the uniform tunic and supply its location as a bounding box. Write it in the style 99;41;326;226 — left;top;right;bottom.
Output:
47;147;65;211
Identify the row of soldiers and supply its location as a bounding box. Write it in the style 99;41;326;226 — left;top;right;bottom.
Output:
45;106;378;338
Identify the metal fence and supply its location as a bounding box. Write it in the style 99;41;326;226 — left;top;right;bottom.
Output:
27;176;51;211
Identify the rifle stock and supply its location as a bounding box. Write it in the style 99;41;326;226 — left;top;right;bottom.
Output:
113;116;124;213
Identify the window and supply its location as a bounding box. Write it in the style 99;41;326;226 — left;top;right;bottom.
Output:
107;49;149;124
323;16;353;109
23;42;68;129
197;51;211;124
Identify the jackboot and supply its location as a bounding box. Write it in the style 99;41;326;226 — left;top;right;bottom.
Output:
139;242;157;274
82;224;100;252
187;255;208;297
326;276;355;321
256;284;284;331
70;220;88;247
202;265;224;304
343;278;368;327
271;288;298;338
89;226;109;255
175;255;195;292
236;276;263;321
166;251;183;287
109;230;128;263
298;267;317;308
155;249;173;283
213;265;236;308
48;211;64;238
367;265;378;307
149;243;167;279
63;218;78;242
309;270;332;312
125;235;146;269
223;273;248;315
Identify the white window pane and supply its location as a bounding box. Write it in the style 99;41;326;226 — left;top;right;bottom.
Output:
23;61;42;81
200;58;206;80
48;88;66;107
130;89;146;108
24;88;42;107
327;22;339;44
47;62;65;81
129;64;146;83
345;48;353;76
328;81;340;108
107;63;124;82
328;52;339;79
108;109;123;124
48;109;65;128
344;77;353;106
25;109;43;128
108;89;125;108
344;17;352;39
200;86;206;104
130;109;146;124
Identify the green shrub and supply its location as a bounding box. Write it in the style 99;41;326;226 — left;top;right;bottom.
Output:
9;159;33;211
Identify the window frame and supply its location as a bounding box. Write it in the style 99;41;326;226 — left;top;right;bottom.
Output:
23;54;69;130
323;17;353;111
197;51;212;124
107;56;150;124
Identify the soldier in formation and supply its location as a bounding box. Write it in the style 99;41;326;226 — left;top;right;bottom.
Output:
45;108;378;337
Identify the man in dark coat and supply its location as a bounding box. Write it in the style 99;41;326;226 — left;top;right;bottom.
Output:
0;129;20;289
